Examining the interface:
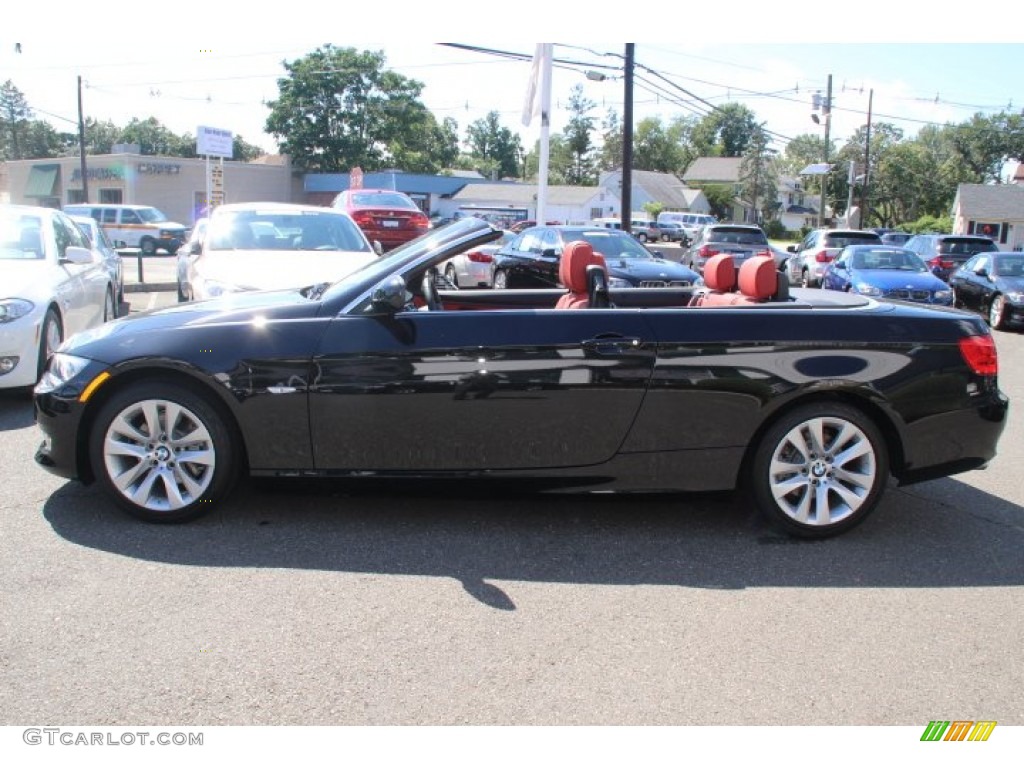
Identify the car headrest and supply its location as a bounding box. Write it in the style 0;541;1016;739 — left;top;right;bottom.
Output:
703;254;736;291
738;257;778;300
559;240;607;292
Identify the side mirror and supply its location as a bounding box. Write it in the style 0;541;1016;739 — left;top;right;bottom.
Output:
190;241;203;255
370;275;409;312
61;246;94;265
787;245;798;253
372;240;384;256
541;248;560;258
976;268;988;278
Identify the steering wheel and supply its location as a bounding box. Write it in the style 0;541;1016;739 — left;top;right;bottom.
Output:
421;268;443;311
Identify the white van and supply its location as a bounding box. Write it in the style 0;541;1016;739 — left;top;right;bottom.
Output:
63;204;189;255
658;212;716;239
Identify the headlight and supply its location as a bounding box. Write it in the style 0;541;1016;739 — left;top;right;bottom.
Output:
0;299;34;323
934;289;953;302
34;353;92;394
1004;291;1024;303
608;277;632;288
854;283;883;297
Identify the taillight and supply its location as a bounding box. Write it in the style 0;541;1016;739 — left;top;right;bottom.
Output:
929;256;954;269
352;212;375;228
959;335;998;376
756;249;771;259
466;250;492;263
699;245;719;258
814;250;832;263
411;212;429;229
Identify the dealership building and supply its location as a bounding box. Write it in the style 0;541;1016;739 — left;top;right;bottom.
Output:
2;148;300;226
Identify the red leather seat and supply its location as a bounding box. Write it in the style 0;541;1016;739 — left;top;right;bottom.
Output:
555;241;608;309
689;254;736;306
735;256;778;303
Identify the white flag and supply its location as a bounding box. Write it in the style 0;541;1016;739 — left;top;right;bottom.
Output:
522;44;550;127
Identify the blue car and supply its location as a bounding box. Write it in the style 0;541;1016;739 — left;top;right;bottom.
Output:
822;245;954;305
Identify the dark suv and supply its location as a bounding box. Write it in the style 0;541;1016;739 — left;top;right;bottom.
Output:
904;233;999;282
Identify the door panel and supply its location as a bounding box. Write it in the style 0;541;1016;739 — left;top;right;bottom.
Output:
310;309;656;470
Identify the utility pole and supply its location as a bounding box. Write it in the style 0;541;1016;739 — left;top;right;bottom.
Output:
621;44;634;233
821;74;832;228
77;75;89;203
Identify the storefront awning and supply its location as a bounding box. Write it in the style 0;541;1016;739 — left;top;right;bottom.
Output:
25;165;59;197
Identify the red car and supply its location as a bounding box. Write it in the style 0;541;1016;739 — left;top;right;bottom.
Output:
332;189;429;251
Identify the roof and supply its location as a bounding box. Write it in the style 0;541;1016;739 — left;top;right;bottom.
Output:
629;170;693;208
954;183;1024;220
451;183;605;206
682;157;744;184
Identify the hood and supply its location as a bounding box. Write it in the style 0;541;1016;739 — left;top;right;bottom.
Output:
62;287;321;362
194;249;378;291
607;257;696;280
852;269;948;290
1;259;65;301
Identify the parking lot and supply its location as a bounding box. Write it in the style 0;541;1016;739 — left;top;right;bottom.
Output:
1;265;1022;728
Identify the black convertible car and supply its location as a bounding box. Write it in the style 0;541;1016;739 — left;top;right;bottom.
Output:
34;218;1008;538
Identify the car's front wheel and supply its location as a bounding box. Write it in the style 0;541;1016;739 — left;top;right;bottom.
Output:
492;269;508;290
988;294;1006;330
36;307;63;382
750;403;889;538
445;264;460;289
89;382;239;523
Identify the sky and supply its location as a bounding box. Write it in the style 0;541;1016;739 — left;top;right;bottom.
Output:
3;2;1023;172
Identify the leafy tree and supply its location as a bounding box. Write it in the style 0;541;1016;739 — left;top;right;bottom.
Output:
597;108;623;171
84;118;122;155
740;126;778;223
121;117;193;156
562;84;597;185
0;79;32;159
231;135;267;161
699;184;736;220
21;120;64;158
633;116;685;172
264;45;439;173
691;103;761;157
523;134;571;185
780;133;830;176
465;111;523;179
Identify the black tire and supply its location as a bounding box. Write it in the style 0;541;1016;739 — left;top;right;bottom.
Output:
139;237;157;256
988;294;1006;330
750;402;889;539
177;281;188;303
36;307;63;382
89;381;239;523
104;286;117;321
492;269;508;290
800;269;815;289
445;264;459;289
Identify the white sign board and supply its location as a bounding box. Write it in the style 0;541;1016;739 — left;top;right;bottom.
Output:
197;126;234;158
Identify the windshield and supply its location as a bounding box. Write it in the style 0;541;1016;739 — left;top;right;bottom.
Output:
0;212;45;260
849;248;926;271
350;192;418;209
561;229;654;259
207;209;372;252
939;238;998;256
706;227;768;245
824;232;882;248
321;217;499;302
136;208;170;223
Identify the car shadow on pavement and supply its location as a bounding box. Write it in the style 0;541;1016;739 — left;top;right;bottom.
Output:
0;389;36;430
42;475;1024;609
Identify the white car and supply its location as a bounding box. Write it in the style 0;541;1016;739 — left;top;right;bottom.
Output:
439;230;513;288
70;214;125;311
1;204;116;389
181;203;380;302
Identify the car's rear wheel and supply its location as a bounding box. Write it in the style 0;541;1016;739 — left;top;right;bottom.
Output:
89;382;239;523
750;403;888;538
800;269;815;288
493;269;508;290
988;294;1006;330
104;286;117;321
445;264;459;289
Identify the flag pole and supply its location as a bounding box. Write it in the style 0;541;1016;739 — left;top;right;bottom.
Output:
536;43;552;224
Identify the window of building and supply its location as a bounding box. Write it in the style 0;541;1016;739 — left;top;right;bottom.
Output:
67;189;87;204
99;188;123;204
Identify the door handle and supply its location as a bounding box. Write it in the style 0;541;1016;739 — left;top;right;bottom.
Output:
582;336;644;355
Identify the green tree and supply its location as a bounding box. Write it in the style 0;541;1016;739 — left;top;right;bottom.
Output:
84;118;122;155
691;103;761;157
465;111;523;179
780;133;831;176
949;111;1024;183
597;108;623;171
699;184;736;220
0;80;32;159
120;117;193;156
740;126;778;224
524;133;571;185
264;45;438;173
633;116;685;172
562;84;597;185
